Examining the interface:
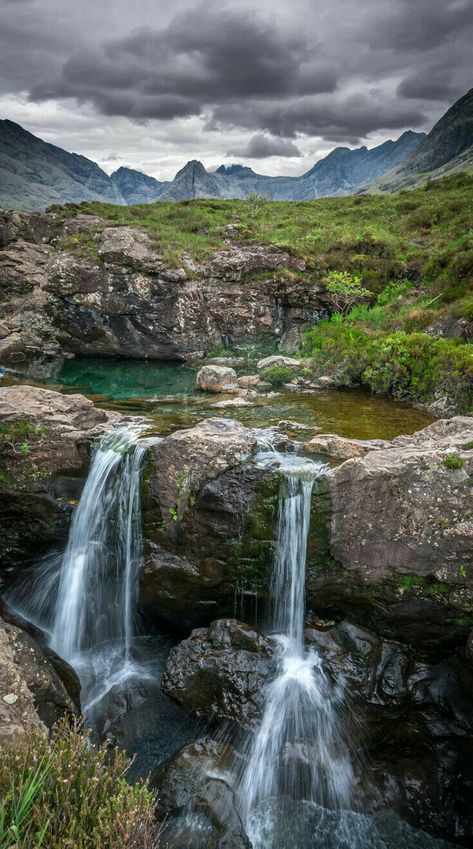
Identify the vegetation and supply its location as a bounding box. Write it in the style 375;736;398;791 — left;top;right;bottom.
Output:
49;173;473;410
0;721;157;849
260;364;297;386
442;453;465;470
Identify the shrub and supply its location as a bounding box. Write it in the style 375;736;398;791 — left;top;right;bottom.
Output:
260;365;296;386
0;721;157;849
325;271;371;314
442;453;465;470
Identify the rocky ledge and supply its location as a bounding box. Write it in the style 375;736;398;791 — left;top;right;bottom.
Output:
0;385;120;572
0;210;332;369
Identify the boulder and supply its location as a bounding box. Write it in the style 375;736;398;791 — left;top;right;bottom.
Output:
212;397;253;408
162;619;275;728
237;374;260;389
152;737;251;849
196;365;238;393
256;355;301;371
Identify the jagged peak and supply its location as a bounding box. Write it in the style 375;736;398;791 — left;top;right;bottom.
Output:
175;159;208;179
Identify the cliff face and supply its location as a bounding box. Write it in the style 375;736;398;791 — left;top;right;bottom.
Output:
0;210;332;367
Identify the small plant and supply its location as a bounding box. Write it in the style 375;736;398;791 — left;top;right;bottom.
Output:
442;453;465;470
260;365;296;386
246;192;268;218
325;271;371;315
459;563;468;579
0;720;157;849
168;506;178;522
19;442;31;455
464;441;473;450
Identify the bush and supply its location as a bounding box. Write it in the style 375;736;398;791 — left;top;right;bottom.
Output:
325;271;371;314
0;721;157;849
303;322;473;413
260;365;296;386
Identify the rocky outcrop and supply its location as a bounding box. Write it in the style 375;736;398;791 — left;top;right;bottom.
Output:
305;433;392;460
162;620;275;728
0;212;332;365
0;385;119;573
309;416;473;647
141;419;280;630
0;612;78;746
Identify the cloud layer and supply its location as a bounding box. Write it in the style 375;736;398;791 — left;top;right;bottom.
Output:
0;0;471;175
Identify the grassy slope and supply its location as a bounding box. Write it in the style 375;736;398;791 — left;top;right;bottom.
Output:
52;173;473;412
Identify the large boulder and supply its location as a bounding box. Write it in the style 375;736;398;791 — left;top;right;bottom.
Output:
256;354;301;371
162;619;275;729
196;365;238;393
308;416;473;647
141;419;280;630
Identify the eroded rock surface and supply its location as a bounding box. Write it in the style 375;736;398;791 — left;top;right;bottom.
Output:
0;211;333;366
196;364;238;393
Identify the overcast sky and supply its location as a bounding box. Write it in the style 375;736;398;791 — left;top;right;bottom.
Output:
0;0;471;179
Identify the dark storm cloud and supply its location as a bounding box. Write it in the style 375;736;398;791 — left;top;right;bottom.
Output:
30;6;338;122
1;0;472;156
232;134;302;158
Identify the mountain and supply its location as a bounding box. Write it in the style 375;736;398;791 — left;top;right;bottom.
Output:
0;119;125;210
110;166;167;204
4;89;473;210
368;88;473;192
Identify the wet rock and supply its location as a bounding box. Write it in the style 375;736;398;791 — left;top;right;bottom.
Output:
256;355;301;371
305;433;391;460
162;619;275;728
0;616;46;746
152;737;251;849
196;365;238;393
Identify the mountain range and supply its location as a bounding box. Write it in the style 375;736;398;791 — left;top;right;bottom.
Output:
0;88;471;210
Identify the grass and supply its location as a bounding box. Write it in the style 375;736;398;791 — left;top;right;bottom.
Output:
442;453;465;470
0;721;157;849
47;173;473;411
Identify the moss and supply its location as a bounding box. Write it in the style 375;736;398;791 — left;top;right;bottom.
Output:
395;574;451;595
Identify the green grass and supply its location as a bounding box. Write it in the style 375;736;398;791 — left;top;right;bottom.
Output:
0;721;157;849
442;453;465;470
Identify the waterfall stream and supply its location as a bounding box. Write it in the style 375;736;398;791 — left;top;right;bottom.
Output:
239;454;354;849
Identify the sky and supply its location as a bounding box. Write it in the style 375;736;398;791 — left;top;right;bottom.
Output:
0;0;471;179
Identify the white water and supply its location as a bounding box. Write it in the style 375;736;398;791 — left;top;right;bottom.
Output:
239;455;354;849
50;425;152;666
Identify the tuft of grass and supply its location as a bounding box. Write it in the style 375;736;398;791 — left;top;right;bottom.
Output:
0;720;157;849
442;453;465;470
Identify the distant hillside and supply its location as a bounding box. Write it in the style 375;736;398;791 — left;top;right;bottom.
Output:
0;120;125;210
368;88;473;192
3;88;473;209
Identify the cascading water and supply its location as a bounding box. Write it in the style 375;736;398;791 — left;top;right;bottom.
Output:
239;455;354;849
51;425;150;665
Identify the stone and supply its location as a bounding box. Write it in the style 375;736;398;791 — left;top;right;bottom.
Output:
305;433;392;460
212;397;253;408
237;374;260;389
162;619;275;728
196;365;238;393
256;355;301;371
0;617;45;746
152;737;251;849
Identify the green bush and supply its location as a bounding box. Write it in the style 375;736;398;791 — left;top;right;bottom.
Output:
303;322;473;413
260;365;297;386
0;721;157;849
442;453;465;470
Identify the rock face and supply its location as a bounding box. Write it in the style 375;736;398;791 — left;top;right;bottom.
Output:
162;619;275;728
196;365;238;393
141;419;280;630
256;354;301;371
305;433;392;460
0;385;119;573
0;212;333;365
309;416;473;647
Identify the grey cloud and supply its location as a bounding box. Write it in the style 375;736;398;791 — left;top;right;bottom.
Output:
232;134;302;158
368;0;473;51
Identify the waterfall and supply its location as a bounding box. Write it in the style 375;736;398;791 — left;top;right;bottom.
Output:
50;426;152;667
239;456;354;849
